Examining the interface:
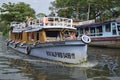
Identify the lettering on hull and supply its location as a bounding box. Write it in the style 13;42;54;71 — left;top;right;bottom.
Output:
46;51;75;59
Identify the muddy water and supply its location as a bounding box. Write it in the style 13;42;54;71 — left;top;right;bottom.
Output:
0;36;120;80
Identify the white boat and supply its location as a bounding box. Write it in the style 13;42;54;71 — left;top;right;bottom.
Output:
7;17;91;64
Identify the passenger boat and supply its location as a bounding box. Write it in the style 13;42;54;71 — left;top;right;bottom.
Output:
7;17;91;64
77;20;120;48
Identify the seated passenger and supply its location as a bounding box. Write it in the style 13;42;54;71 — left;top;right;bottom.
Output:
64;31;77;40
69;31;77;40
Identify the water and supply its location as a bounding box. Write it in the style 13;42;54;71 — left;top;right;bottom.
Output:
0;36;120;80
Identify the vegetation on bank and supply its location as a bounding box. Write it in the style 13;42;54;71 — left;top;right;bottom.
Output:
0;21;9;36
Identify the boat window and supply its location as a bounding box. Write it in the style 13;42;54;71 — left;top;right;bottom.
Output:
14;33;22;40
90;28;95;36
96;26;102;32
117;23;120;31
46;31;60;40
90;28;95;33
105;23;111;32
117;23;120;35
85;28;89;32
112;30;117;35
80;28;83;35
96;26;102;36
64;31;69;38
112;23;117;35
46;31;59;37
36;32;39;41
27;32;34;41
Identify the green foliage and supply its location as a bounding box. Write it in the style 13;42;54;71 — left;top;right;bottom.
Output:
36;13;46;18
0;2;35;22
0;2;36;36
0;21;9;36
2;25;9;36
49;0;120;21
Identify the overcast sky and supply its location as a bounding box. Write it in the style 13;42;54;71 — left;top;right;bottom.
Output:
0;0;55;15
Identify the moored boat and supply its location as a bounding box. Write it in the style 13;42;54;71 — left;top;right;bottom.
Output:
7;17;91;64
77;20;120;48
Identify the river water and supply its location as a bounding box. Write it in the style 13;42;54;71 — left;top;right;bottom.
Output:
0;36;120;80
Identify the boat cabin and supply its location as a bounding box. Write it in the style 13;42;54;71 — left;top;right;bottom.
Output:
77;20;120;38
9;17;76;44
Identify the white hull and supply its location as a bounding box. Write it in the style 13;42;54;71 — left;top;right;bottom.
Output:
8;40;88;64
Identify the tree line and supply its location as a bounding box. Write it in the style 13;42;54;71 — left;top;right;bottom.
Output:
49;0;120;21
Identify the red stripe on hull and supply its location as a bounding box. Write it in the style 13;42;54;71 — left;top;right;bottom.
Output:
91;36;120;41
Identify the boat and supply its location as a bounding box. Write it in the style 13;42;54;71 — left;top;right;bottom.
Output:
76;19;120;48
7;17;91;64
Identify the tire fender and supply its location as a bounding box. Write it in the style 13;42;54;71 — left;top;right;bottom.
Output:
81;35;91;44
26;46;31;55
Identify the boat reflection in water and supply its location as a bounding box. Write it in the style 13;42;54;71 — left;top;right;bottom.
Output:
10;58;87;80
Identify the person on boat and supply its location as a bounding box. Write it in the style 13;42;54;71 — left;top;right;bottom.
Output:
25;16;33;27
21;21;26;28
64;31;77;40
69;31;77;40
84;30;89;35
43;16;48;25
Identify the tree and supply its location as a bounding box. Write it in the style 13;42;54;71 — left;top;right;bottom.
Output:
49;0;88;20
49;0;120;22
36;13;46;18
0;2;36;35
0;2;35;22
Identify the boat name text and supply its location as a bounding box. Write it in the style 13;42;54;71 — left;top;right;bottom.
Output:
46;51;75;59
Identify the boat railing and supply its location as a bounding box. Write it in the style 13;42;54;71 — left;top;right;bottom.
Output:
79;32;103;37
10;17;74;29
10;22;26;29
28;17;73;28
89;33;103;37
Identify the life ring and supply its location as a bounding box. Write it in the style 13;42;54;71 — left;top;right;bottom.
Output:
25;46;30;55
81;35;91;44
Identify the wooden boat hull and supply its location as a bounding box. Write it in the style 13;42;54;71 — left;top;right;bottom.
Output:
89;36;120;48
8;40;88;64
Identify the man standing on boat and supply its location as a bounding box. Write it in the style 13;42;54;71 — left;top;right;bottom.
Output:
43;16;48;25
25;16;33;27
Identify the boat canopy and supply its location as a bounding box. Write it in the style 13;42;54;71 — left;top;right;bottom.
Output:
12;29;23;33
25;28;42;32
10;17;77;33
77;20;116;28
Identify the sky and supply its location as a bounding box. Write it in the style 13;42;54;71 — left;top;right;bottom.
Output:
0;0;55;15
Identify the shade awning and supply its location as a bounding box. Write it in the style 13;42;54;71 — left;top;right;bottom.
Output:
78;22;110;28
25;28;42;32
12;29;23;33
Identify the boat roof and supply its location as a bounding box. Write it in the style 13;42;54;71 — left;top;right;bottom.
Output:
11;17;76;33
76;20;119;28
